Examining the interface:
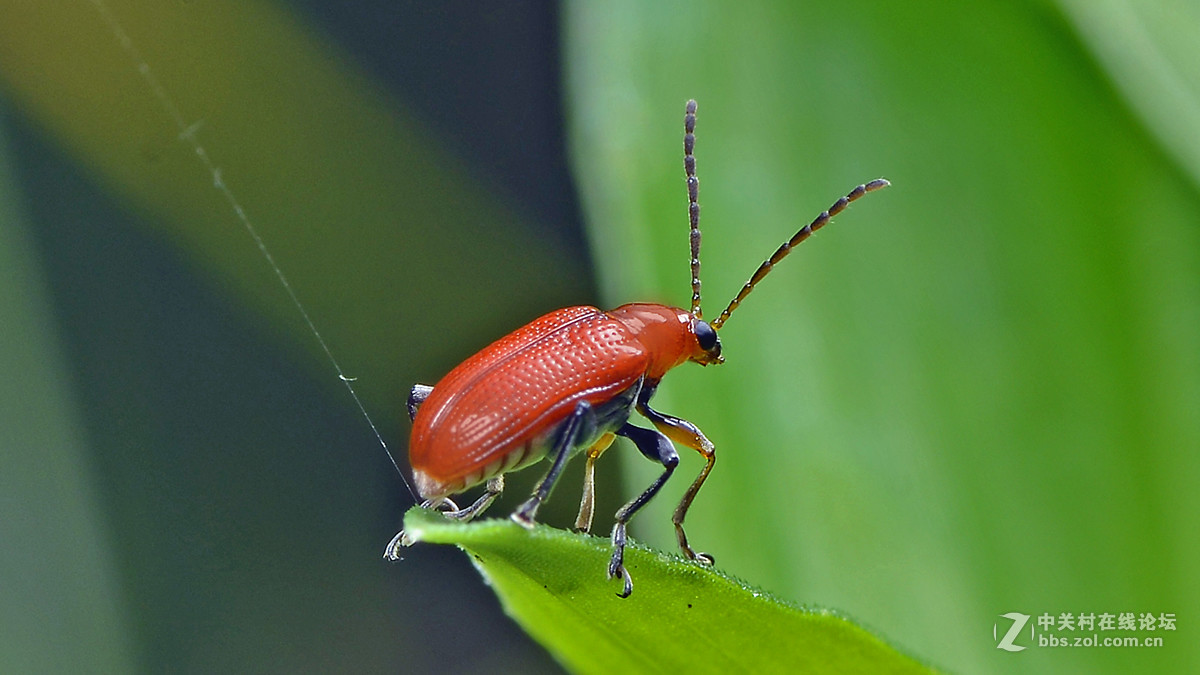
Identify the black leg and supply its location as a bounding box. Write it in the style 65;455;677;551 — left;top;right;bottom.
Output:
607;422;679;598
407;383;434;421
512;400;594;527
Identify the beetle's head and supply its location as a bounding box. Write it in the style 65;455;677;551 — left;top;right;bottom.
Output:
690;316;723;366
608;303;724;377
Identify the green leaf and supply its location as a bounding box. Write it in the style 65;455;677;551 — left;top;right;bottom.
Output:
563;2;1200;673
0;125;136;673
1056;0;1200;186
402;507;935;674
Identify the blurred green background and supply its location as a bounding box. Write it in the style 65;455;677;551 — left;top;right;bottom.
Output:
1;1;1196;673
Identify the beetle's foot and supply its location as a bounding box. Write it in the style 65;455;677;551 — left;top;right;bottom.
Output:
382;530;413;560
384;498;467;559
428;498;461;514
680;544;715;566
675;525;714;566
573;508;593;534
607;522;633;597
510;499;539;529
571;506;594;533
607;547;633;598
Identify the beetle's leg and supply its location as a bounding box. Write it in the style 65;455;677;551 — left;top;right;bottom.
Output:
575;451;599;532
427;498;461;513
512;400;594;527
607;422;679;598
406;384;434;421
383;532;407;560
445;475;504;521
638;400;717;566
382;475;503;561
574;432;616;532
384;497;459;558
384;501;452;560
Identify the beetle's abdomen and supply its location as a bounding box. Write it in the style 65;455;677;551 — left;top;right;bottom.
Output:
410;306;649;499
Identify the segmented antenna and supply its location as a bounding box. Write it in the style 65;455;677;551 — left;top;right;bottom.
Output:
685;100;703;317
710;178;890;330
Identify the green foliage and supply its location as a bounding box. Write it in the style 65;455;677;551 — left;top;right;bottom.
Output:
564;2;1199;673
402;507;935;674
0;119;137;675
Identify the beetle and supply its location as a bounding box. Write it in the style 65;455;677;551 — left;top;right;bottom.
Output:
385;100;888;597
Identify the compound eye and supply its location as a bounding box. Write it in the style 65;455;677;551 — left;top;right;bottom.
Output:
694;319;719;352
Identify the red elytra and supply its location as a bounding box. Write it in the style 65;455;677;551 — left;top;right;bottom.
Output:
386;100;888;598
409;304;710;500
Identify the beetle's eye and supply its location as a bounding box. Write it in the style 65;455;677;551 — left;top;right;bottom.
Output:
694;319;718;352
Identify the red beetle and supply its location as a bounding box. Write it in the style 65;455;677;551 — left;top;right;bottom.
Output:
386;100;888;597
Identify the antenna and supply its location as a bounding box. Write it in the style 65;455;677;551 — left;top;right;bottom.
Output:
685;99;703;317
710;178;890;330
